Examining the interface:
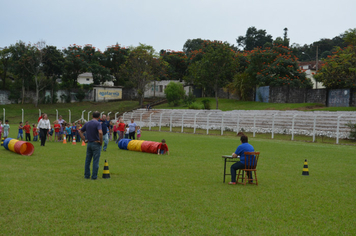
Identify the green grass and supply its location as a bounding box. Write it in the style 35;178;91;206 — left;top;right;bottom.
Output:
155;98;356;112
1;129;355;235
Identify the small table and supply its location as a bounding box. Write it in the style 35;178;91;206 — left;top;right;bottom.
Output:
222;155;240;183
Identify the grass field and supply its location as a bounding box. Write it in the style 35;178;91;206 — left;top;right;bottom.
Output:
1;129;355;235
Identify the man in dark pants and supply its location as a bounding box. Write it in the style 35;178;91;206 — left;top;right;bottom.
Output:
99;114;109;152
229;135;255;185
79;111;103;180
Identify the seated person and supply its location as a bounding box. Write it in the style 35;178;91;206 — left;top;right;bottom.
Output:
229;135;254;185
157;139;169;155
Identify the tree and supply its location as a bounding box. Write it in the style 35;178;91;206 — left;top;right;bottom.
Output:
42;45;64;103
187;40;238;109
121;44;166;105
314;29;356;89
237;27;273;51
160;50;188;81
103;43;129;86
164;81;185;106
62;44;88;88
0;47;11;89
182;38;204;55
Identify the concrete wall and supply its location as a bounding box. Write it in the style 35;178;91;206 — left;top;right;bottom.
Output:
0;90;10;105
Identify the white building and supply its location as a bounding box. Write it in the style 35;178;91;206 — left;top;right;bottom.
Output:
144;80;191;98
299;61;325;89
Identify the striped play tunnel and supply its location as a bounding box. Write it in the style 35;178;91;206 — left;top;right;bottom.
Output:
118;139;161;154
3;138;35;156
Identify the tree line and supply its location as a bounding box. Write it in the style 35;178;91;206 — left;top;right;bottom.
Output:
0;27;355;108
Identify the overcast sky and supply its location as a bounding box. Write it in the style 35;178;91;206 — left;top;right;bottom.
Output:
1;0;355;52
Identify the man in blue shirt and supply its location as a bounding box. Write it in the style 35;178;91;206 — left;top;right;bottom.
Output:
229;135;255;185
79;111;103;180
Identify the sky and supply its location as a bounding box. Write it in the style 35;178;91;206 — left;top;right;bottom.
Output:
1;0;355;52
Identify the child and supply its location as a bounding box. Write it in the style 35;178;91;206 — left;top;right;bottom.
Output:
71;122;77;141
48;127;54;142
157;139;169;155
113;122;118;141
65;123;72;142
3;120;10;139
76;120;83;142
124;124;129;139
17;122;24;140
32;124;38;141
23;121;31;141
54;121;61;142
117;118;126;143
137;126;141;140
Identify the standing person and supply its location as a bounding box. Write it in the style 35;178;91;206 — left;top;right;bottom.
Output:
37;114;51;146
71;122;77;141
113;122;118;141
229;135;255;185
17;122;24;140
78;111;103;180
117;118;125;143
23;121;31;141
100;114;109;152
157;139;169;155
57;115;66;141
54;121;61;142
3;120;10;139
109;121;113;141
128;118;137;140
32;124;38;141
124;124;129;139
76;120;83;142
47;126;54;142
137;126;142;140
65;123;72;142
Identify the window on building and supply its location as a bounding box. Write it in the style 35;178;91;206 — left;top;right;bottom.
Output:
86;78;90;81
159;85;163;92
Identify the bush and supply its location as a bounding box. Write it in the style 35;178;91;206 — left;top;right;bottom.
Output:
188;102;203;109
76;89;86;102
201;99;211;110
164;82;185;106
183;92;196;105
346;122;356;140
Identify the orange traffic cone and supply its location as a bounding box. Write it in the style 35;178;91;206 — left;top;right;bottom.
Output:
72;136;76;145
81;140;86;146
63;135;67;144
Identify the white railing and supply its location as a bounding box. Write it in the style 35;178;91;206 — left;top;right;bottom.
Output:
122;109;356;144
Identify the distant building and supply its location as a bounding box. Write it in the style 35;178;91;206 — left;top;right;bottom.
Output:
144;80;191;98
299;61;325;89
77;72;93;85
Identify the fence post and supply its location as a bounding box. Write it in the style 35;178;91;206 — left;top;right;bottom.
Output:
312;115;317;142
253;115;256;137
123;112;126;120
149;112;154;131
207;112;212;134
88;111;92;122
140;113;143;123
22;109;24;123
81;110;86;122
108;112;112;117
115;112;120;121
336;114;343;144
181;112;186;133
131;113;133;119
194;112;200;134
68;110;71;123
272;114;276;139
3;108;5;124
159;112;165;131
236;114;240;135
170;112;174;132
291;114;297;141
39;109;41;118
56;109;58;121
221;113;226;136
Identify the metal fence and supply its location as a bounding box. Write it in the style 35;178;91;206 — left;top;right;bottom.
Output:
122;109;356;144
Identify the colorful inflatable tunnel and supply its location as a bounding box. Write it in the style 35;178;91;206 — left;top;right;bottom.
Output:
118;139;160;154
3;138;34;156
